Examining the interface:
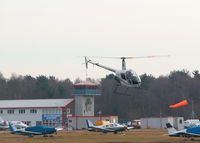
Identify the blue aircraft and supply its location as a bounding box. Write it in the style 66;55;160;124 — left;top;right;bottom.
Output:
9;122;63;137
166;123;200;138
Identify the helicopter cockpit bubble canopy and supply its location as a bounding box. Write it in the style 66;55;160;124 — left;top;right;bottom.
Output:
119;70;141;85
126;70;141;84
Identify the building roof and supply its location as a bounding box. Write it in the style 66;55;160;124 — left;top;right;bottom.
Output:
140;116;183;119
74;81;98;87
0;98;75;109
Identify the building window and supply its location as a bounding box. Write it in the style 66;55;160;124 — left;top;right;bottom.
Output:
30;109;37;114
42;120;61;127
19;109;25;114
67;108;70;114
0;110;3;114
24;121;31;126
36;121;42;126
7;109;14;114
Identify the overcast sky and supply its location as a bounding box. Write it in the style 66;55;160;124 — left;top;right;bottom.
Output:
0;0;200;81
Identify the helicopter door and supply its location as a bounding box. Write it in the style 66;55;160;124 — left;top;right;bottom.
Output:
121;73;126;80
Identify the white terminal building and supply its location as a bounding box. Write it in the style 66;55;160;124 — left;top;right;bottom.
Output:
141;117;184;130
0;81;118;129
0;99;74;127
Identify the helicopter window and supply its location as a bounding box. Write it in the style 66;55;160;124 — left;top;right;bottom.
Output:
75;86;86;90
126;71;140;84
87;86;97;90
121;73;126;80
126;71;134;79
128;79;133;84
75;86;97;90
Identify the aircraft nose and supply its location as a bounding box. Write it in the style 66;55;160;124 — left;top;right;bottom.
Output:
52;128;56;133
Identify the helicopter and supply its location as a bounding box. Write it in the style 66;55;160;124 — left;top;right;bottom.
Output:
84;55;169;88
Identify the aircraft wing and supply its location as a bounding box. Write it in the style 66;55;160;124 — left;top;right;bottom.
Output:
89;126;117;132
170;132;200;137
55;127;63;131
127;126;134;130
186;133;200;137
178;133;200;137
13;130;42;135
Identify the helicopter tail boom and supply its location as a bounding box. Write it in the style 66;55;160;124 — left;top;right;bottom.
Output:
84;56;116;73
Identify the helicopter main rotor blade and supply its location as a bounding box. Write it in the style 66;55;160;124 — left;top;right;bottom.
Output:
87;55;170;60
125;55;170;59
87;56;119;59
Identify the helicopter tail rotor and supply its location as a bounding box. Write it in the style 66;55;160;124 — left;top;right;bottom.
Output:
84;56;89;69
84;56;93;69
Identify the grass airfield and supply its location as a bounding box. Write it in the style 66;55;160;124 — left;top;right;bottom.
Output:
0;129;196;143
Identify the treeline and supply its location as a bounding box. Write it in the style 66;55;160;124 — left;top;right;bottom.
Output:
0;70;200;120
95;70;200;120
0;73;73;100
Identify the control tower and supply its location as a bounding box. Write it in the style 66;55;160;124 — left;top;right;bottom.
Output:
73;81;100;116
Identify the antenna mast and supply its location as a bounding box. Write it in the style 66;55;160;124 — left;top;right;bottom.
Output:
85;68;88;81
191;100;197;119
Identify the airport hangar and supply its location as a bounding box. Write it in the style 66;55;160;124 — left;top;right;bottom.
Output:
0;82;118;129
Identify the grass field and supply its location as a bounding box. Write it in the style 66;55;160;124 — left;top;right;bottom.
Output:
0;129;197;143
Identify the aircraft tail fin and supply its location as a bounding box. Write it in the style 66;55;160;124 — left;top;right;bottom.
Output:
0;116;3;122
166;123;177;135
9;122;17;133
86;120;94;128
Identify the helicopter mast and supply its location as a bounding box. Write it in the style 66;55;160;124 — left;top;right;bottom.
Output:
122;58;126;70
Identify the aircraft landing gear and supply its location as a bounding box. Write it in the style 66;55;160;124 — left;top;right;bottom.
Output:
190;138;195;141
28;135;34;138
43;134;54;137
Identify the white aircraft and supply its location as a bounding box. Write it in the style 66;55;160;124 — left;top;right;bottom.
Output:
0;117;28;129
0;117;8;129
85;55;169;87
86;120;133;134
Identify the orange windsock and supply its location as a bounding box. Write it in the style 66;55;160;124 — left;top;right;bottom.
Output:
169;100;189;108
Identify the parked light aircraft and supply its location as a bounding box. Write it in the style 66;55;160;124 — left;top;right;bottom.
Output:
0;117;8;129
85;55;169;87
9;122;63;137
86;120;133;134
166;123;200;138
0;117;28;129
